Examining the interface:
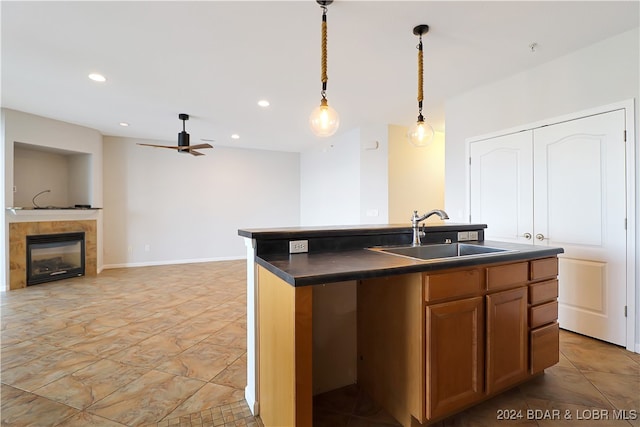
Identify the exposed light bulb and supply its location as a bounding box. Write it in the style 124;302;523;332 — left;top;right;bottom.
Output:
408;119;434;147
88;73;106;82
309;99;339;137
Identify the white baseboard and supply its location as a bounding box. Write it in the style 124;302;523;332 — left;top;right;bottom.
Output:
102;255;246;270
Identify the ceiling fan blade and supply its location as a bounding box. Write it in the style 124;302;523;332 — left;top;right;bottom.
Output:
137;143;181;149
188;150;205;156
188;143;213;150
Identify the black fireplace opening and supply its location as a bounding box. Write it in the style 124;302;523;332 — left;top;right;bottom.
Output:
26;232;85;286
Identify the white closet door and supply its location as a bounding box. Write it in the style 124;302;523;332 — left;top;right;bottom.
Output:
534;109;626;346
469;132;533;244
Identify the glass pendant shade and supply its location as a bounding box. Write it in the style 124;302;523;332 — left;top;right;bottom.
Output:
408;118;434;147
309;99;340;137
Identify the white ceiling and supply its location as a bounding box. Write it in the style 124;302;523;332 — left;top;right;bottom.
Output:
2;1;638;152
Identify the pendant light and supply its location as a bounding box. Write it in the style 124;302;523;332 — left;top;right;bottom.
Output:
408;24;435;147
309;0;340;137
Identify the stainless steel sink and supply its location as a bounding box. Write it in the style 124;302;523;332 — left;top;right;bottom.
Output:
370;243;515;261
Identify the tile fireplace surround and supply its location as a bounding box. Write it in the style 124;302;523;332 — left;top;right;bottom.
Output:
8;220;97;290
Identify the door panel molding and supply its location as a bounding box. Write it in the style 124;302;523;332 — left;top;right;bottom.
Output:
466;99;636;352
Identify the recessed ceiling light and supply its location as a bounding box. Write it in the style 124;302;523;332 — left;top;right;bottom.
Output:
231;134;240;140
257;100;270;107
88;73;107;82
119;122;129;127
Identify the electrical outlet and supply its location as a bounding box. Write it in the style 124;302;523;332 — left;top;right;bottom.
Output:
289;240;309;254
457;231;469;241
468;231;479;240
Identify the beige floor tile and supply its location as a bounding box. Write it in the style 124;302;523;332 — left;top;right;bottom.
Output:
162;317;231;345
34;358;148;409
561;340;640;376
1;348;98;392
1;339;60;371
107;333;194;369
54;411;129;426
583;371;640;413
520;364;614;409
157;342;245;382
162;383;246;421
211;353;247;390
87;369;205;425
68;326;151;357
203;322;246;350
0;383;79;427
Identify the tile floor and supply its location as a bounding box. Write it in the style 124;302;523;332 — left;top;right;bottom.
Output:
1;261;639;427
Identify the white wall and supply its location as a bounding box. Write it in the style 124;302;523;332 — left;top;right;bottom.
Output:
445;28;639;222
300;129;362;226
300;125;391;226
103;137;300;267
359;124;389;225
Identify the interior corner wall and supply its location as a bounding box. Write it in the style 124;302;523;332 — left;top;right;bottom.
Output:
359;125;389;225
102;137;300;267
388;125;445;224
300;129;362;226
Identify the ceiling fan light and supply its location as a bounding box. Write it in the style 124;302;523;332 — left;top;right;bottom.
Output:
408;118;434;147
309;99;340;137
178;130;190;147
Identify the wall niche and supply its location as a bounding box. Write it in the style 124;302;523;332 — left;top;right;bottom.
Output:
13;142;93;208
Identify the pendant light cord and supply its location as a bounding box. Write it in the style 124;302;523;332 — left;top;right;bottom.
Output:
417;35;424;116
321;5;328;98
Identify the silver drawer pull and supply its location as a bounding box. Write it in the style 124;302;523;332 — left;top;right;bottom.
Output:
523;233;532;240
536;233;545;241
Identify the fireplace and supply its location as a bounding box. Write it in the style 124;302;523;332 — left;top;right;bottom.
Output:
26;232;85;285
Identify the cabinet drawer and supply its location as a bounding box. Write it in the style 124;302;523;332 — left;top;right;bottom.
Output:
529;279;558;305
530;257;558;281
486;262;528;291
425;269;482;302
529;301;558;329
530;322;559;374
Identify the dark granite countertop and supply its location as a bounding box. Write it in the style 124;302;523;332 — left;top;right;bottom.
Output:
255;240;564;287
238;223;486;240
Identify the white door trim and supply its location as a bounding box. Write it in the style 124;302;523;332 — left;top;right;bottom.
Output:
465;99;637;353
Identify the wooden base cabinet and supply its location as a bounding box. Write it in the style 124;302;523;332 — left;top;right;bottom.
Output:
358;257;560;427
528;258;560;374
485;287;528;394
425;296;484;420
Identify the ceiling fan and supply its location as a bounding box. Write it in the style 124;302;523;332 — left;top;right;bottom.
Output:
137;113;213;156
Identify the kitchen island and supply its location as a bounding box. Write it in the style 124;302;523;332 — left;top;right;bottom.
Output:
238;224;563;427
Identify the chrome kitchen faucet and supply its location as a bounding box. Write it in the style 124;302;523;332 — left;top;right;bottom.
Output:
411;209;449;246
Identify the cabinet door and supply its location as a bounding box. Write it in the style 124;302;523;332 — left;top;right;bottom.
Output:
486;286;528;394
469;131;533;243
425;296;484;420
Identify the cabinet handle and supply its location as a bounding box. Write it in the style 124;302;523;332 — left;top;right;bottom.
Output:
536;233;545;241
523;233;532;240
